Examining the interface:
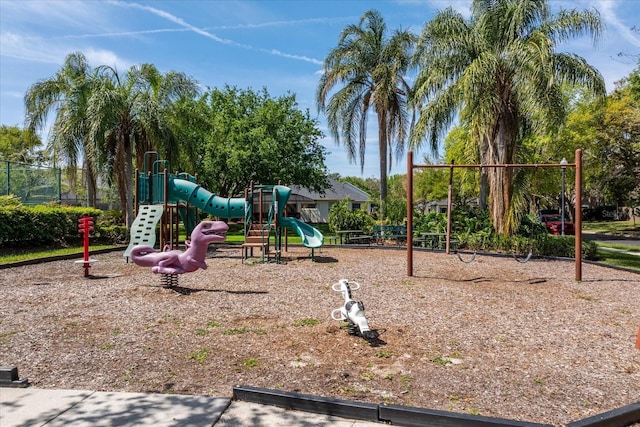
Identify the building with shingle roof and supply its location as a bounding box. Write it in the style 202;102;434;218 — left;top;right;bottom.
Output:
289;177;372;223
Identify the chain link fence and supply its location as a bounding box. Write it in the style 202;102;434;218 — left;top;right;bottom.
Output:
0;160;61;205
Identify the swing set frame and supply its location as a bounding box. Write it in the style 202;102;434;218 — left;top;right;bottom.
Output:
406;149;584;281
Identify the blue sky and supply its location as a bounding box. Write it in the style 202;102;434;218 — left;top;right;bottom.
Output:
1;0;638;178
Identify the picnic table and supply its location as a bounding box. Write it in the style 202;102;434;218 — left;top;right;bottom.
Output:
413;232;459;251
413;232;445;249
372;225;408;245
336;230;372;245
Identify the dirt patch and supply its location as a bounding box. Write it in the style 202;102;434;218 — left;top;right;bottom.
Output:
0;245;639;426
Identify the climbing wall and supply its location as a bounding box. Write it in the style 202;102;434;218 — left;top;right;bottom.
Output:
123;205;165;258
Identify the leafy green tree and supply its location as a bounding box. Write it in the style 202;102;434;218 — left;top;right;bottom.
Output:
24;52;98;205
383;174;408;224
316;9;416;219
413;165;448;212
87;63;199;225
590;77;639;207
558;90;602;205
328;198;374;232
410;0;605;234
0;125;45;164
629;62;640;104
177;86;329;197
442;125;487;206
560;71;640;210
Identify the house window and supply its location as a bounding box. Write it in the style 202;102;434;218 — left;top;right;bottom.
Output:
352;203;361;211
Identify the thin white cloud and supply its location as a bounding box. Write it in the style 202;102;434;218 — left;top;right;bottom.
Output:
0;32;60;64
0;31;131;71
211;17;353;30
57;16;353;40
396;0;472;18
109;0;251;48
108;0;323;66
0;1;131;69
57;28;190;40
262;49;323;66
2;0;105;32
595;0;640;47
3;91;24;99
83;48;132;71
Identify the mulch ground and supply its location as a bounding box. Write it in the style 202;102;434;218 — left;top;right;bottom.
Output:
0;245;639;426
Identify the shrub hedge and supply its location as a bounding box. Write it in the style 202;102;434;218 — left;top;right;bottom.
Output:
414;208;599;260
457;232;598;260
0;204;124;248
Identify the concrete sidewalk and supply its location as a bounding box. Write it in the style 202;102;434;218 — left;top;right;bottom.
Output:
0;387;386;427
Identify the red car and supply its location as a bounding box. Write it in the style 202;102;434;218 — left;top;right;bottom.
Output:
539;214;575;235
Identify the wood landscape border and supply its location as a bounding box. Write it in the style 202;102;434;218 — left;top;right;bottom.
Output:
406;149;583;280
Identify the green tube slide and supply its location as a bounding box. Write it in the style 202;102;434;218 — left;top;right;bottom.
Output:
168;177;247;219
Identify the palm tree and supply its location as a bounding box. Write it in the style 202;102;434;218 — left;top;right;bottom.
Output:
316;9;416;218
87;64;199;226
410;0;605;234
24;52;100;206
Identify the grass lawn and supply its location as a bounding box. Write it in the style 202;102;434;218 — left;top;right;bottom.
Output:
595;247;640;271
0;245;121;266
583;219;640;236
582;220;640;271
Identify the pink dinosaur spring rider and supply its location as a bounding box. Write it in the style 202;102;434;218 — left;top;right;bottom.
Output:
130;220;228;275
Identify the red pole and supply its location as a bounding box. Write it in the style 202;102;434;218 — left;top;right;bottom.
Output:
83;223;89;262
575;149;582;282
446;162;454;255
407;151;413;277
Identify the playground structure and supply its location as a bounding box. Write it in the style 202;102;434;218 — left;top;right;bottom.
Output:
405;149;584;280
124;152;323;266
331;279;377;340
242;181;324;263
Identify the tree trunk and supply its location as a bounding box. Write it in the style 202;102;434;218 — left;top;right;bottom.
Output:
485;115;517;235
488;166;513;234
85;162;97;208
115;130;135;228
478;135;489;210
124;141;134;228
378;114;388;219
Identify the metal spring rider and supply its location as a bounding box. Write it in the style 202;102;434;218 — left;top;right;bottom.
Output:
331;279;377;340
